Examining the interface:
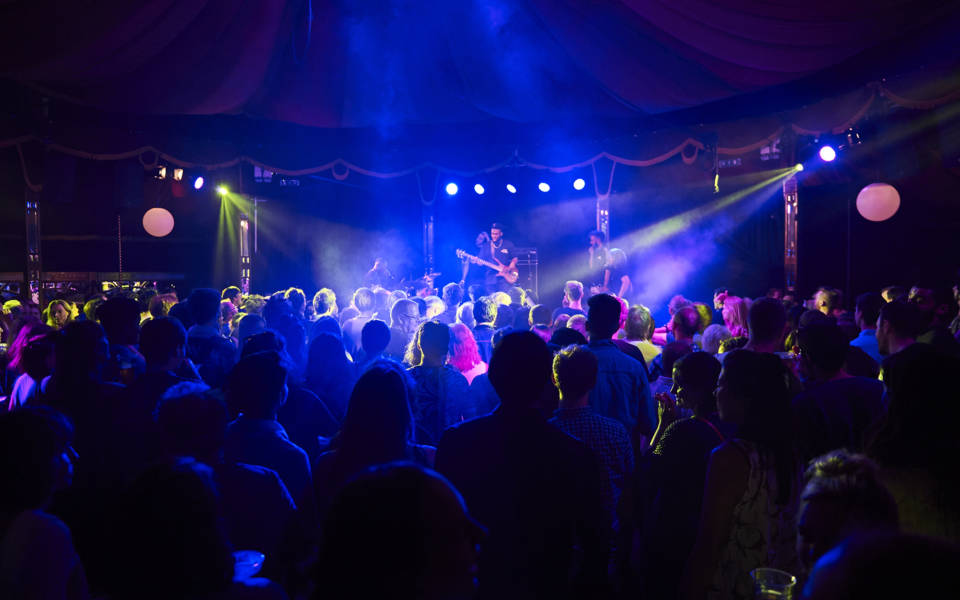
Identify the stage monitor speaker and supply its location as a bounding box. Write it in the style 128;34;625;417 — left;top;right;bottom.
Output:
513;247;539;299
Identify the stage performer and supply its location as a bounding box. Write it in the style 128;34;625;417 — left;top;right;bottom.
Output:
460;223;517;293
588;230;611;294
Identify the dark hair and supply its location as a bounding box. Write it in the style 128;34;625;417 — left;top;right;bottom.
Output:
799;323;849;374
96;296;141;345
112;459;233;599
313;288;337;315
588;229;604;240
719;335;748;353
312;315;343;340
855;292;884;327
441;283;463;307
418;321;451;359
353;287;376;313
586;293;621;339
878;300;923;339
188;288;221;325
167;301;195;329
339;361;415;459
661;341;694;376
285;287;306;311
488;331;552;409
549;327;587;347
722;349;796;505
553;345;598;399
221;286;241;301
18;328;57;380
0;407;74;513
673;352;721;413
361;319;391;355
671;306;700;339
156;382;225;459
473;296;498;324
748;297;787;343
528;304;552;327
54;320;106;382
139;316;186;366
226;351;288;416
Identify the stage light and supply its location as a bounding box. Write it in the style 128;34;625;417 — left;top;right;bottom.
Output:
172;168;184;181
795;163;804;172
818;145;837;162
506;184;517;194
538;182;550;192
445;182;459;196
193;176;205;190
155;166;167;180
216;184;229;196
573;178;586;190
474;184;485;195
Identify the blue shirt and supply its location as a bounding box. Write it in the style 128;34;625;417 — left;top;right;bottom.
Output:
224;417;313;510
850;329;883;364
587;339;654;436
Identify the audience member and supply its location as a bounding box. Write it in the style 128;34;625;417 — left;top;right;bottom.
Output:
552;280;586;322
567;313;588;339
585;294;654;437
222;286;242;308
456;301;475;329
407;321;471;445
437;283;463;324
650;307;699;378
814;287;845;319
185;288;237;388
623;304;660;367
471;296;498;364
909;283;960;356
45;299;74;331
720;295;749;338
649;341;695;400
682;350;799;600
448;323;487;384
4;322;55;411
96;297;146;385
850;292;884;363
353;319;390;371
701;323;732;355
436;331;609;599
303;333;356;424
384;298;420;360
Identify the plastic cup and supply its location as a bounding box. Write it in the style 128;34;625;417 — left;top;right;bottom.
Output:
233;550;265;579
750;567;797;600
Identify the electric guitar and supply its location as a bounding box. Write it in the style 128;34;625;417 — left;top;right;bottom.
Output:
456;249;519;284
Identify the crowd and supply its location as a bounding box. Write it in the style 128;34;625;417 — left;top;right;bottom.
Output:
1;275;959;599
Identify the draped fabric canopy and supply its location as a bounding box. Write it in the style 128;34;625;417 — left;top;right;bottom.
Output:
1;1;959;176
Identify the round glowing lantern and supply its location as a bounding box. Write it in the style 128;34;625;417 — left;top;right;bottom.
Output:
142;207;175;237
856;183;900;222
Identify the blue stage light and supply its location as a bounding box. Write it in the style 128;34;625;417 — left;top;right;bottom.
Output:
538;182;550;192
506;184;517;194
573;178;586;190
474;184;485;195
193;176;205;190
818;145;837;162
445;182;459;196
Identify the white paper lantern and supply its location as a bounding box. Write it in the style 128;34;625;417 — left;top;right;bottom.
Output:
142;207;175;237
856;183;900;222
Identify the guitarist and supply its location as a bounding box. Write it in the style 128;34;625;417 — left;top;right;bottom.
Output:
460;222;517;293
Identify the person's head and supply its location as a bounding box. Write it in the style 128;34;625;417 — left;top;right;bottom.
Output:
588;229;604;248
306;332;349;387
563;280;584;306
717;349;795;504
317;463;484;600
155;382;225;462
311;315;342;340
719;335;748;353
661;341;694;378
908;284;957;329
854;292;884;331
701;324;732;355
313;288;338;317
493;304;514;330
797;451;898;570
456;302;475;329
748;297;788;346
0;407;75;513
391;298;421;334
566;314;588;338
55;320;109;382
488;331;552;411
340;361;416;454
285;287;307;315
667;294;693;316
624;304;654;341
218;299;237;325
353;287;376;315
417;321;451;366
467;284;484;303
166;301;195;329
424;296;446;320
671;307;700;342
221;286;242;307
83;297;104;322
7;320;52;373
374;288;392;314
815;287;843;315
721;295;749;337
442;283;464;308
236;313;266;351
552;344;598;405
95;296;141;346
490;222;504;243
586;293;621;340
876;300;923;355
671;351;722;415
361;319;391;357
139;316;187;370
798;323;849;381
448;323;482;372
411;280;431;299
549;327;587;347
226;351;288;419
46;299;73;330
528;304;551;328
880;285;907;303
113;459;233;599
506;286;525;306
188;288;221;327
693;302;712;332
472;296;498;326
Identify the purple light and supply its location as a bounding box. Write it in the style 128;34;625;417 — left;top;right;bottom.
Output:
193;176;205;190
818;145;837;162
